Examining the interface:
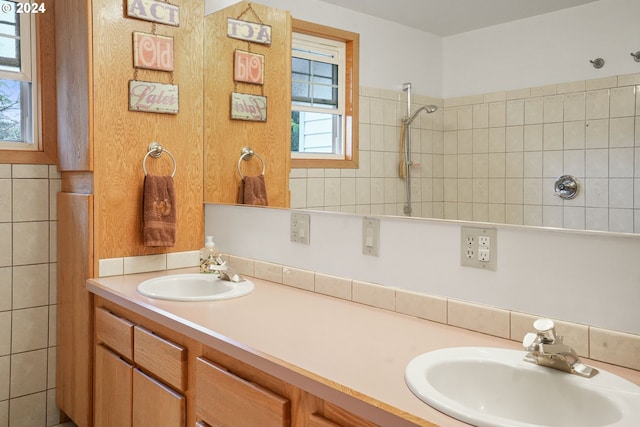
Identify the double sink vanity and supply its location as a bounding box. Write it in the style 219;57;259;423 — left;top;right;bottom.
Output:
87;269;640;427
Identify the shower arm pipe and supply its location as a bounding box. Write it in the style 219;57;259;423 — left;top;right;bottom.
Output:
402;82;413;216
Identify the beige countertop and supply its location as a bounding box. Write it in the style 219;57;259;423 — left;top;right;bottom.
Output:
87;268;640;427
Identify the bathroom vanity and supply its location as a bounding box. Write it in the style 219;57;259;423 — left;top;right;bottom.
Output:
87;269;640;427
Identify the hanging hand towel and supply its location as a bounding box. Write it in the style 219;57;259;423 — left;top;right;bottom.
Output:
143;175;177;247
238;174;268;206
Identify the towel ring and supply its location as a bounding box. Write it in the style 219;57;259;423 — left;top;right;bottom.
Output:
237;146;266;179
143;142;176;177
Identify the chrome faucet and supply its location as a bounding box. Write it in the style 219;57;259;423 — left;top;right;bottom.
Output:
215;257;244;283
522;318;598;378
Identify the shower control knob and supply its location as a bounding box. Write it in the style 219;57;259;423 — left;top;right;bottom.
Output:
554;175;579;199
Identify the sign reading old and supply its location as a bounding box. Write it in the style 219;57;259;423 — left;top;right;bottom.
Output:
133;32;174;72
234;50;264;85
227;18;271;45
129;80;179;114
231;92;267;122
127;0;180;27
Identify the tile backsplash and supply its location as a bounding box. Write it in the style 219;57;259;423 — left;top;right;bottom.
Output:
0;164;61;427
290;72;640;233
96;249;640;372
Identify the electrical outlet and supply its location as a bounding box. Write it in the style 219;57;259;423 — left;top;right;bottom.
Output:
465;248;475;259
291;213;310;244
465;235;475;246
460;227;497;270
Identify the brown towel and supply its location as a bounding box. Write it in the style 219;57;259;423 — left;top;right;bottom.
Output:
238;174;268;206
143;175;176;247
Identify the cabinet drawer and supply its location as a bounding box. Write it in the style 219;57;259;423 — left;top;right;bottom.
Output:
95;306;135;360
134;326;187;391
133;368;185;427
195;357;290;427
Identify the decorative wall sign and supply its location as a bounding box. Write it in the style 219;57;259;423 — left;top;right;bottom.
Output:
129;80;179;114
231;92;267;122
127;0;180;27
234;50;264;85
133;32;174;72
227;18;271;45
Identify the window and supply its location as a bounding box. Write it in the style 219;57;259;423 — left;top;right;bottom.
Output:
291;19;359;169
0;0;55;164
0;3;36;148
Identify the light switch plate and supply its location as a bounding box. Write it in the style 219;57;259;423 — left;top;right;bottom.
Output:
460;226;497;270
291;213;310;244
362;218;380;256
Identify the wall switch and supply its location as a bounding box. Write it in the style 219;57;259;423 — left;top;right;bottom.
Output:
362;218;380;256
460;227;497;270
291;213;310;244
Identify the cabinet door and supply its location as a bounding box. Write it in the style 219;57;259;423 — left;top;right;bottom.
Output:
57;192;93;427
195;357;290;427
132;368;185;427
95;345;133;427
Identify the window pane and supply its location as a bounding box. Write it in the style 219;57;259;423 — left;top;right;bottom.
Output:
292;58;338;108
291;111;341;154
0;78;30;143
0;7;19;71
292;81;310;99
312;61;334;79
292;57;310;75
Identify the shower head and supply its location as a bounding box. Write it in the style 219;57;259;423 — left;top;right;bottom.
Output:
403;104;438;125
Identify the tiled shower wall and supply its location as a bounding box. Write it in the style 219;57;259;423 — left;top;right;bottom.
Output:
0;164;61;427
290;72;640;234
289;87;444;217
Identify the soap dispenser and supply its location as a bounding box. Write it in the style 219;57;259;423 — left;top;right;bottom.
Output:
200;236;222;274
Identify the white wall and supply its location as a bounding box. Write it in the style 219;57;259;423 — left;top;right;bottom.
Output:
204;0;444;97
206;0;640;99
206;204;640;336
443;0;640;97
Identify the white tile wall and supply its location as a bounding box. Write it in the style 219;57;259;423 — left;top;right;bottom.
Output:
0;164;61;427
290;72;640;233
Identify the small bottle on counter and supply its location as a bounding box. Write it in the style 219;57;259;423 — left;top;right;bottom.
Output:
199;236;223;274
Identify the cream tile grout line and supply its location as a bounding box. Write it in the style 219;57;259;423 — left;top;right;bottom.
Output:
99;252;640;372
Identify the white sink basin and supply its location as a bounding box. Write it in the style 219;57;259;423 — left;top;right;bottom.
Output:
137;274;254;301
405;347;640;427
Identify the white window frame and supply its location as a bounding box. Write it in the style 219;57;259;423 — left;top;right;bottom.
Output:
0;6;39;151
291;32;346;161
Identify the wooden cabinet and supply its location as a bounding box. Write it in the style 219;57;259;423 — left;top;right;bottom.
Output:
92;296;394;427
56;0;205;425
93;303;186;427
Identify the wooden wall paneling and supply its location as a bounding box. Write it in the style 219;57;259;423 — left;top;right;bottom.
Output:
57;192;94;427
91;0;204;264
55;0;91;171
204;1;291;206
